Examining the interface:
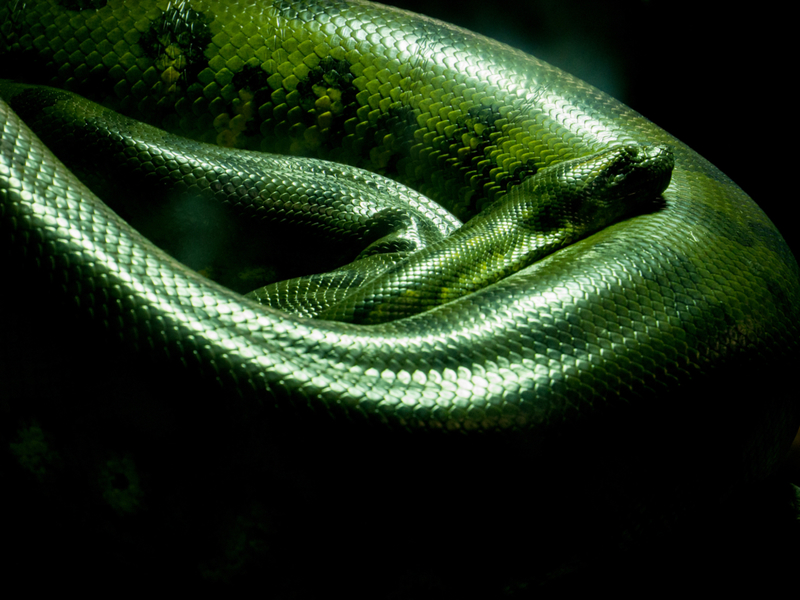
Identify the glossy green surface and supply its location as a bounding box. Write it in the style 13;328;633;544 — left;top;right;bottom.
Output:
1;0;798;590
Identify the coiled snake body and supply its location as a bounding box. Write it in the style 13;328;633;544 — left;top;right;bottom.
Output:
1;0;798;591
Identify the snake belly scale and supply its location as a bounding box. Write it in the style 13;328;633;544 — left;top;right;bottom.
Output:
1;0;799;589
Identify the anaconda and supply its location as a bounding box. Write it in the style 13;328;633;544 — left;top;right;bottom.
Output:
1;0;798;593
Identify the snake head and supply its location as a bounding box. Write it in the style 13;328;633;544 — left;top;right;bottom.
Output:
578;143;675;206
500;143;674;236
542;143;675;231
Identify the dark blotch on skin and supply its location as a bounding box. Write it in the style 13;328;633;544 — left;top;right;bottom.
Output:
524;200;570;234
296;56;357;118
59;0;108;11
233;64;273;95
137;4;213;86
748;220;792;256
232;64;274;138
691;204;755;248
415;103;540;217
764;277;791;317
376;104;417;176
461;106;539;188
295;55;358;141
233;56;368;159
59;0;107;10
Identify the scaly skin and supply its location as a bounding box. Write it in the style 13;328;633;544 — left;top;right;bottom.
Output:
1;0;798;589
313;144;674;324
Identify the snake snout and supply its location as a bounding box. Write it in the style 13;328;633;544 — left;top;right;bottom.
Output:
629;143;675;191
637;142;674;170
605;143;675;203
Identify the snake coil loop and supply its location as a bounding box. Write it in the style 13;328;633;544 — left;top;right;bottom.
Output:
1;0;798;591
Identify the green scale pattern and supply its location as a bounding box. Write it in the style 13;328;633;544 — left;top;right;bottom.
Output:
2;0;797;458
2;0;597;219
1;0;799;589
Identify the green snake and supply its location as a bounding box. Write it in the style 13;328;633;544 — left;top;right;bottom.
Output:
2;0;799;587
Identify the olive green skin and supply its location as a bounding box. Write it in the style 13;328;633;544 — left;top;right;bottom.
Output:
312;144;674;323
1;0;798;590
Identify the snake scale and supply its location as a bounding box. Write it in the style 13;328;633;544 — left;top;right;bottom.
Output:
2;0;798;592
